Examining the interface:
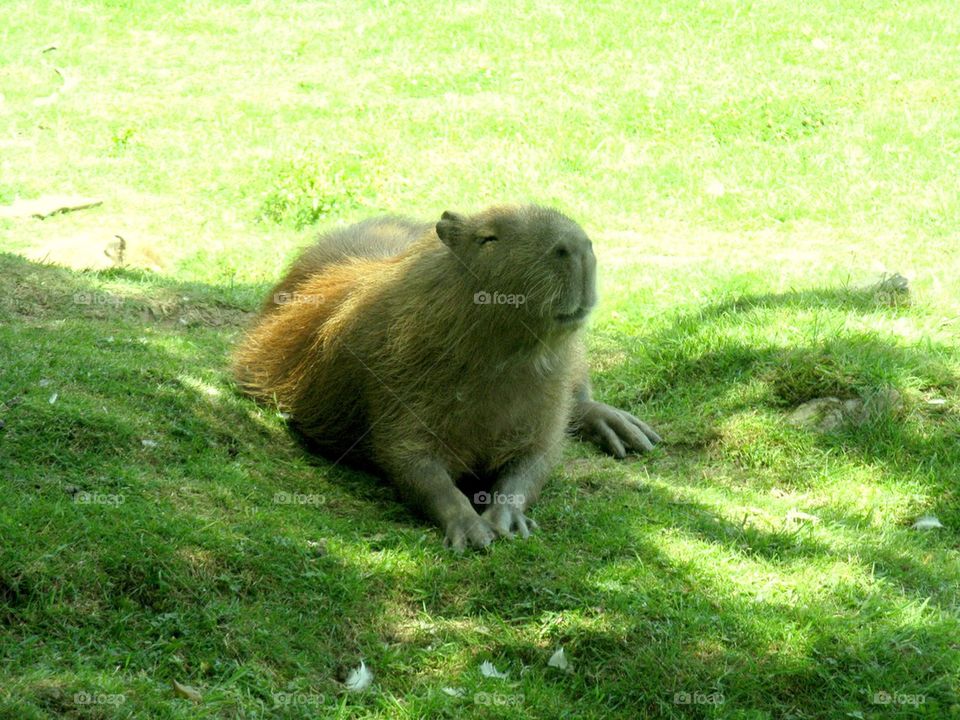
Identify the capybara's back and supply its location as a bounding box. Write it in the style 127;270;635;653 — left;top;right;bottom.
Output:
234;208;586;466
232;205;657;551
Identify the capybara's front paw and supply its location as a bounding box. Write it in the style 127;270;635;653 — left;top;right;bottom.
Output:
442;513;498;553
577;401;661;458
481;503;539;539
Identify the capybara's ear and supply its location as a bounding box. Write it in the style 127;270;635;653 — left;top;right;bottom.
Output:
436;211;466;248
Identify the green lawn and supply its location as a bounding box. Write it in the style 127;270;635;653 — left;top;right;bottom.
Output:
1;1;959;718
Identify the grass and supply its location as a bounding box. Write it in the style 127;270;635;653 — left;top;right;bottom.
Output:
1;1;959;718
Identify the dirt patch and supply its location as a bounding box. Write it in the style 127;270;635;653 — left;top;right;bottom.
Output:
20;231;167;272
139;296;254;328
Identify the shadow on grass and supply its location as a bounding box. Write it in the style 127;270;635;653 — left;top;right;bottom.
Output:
445;480;959;717
592;282;959;489
2;253;957;718
0;252;413;714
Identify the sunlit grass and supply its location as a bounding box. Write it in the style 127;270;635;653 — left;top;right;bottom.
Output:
1;0;959;718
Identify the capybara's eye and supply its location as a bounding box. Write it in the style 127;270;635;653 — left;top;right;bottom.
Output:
478;235;498;244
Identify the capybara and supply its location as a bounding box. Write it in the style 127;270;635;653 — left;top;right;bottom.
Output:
234;205;660;550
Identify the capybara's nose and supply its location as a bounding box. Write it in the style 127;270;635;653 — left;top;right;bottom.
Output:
553;236;593;262
554;236;597;311
580;244;597;309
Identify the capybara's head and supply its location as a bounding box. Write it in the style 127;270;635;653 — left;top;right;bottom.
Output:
435;205;597;331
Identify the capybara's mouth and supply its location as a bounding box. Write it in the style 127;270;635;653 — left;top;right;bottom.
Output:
555;306;592;325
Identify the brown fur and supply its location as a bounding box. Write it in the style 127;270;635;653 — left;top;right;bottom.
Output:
235;206;586;464
233;205;658;549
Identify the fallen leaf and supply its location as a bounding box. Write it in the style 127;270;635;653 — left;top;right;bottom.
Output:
548;647;571;672
141;439;158;448
171;679;202;703
912;515;943;530
344;660;373;692
786;509;820;524
705;179;725;197
479;661;509;680
55;67;79;93
48;393;58;405
306;539;328;556
442;687;465;697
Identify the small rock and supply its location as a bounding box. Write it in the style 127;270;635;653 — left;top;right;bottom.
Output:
863;387;903;417
787;389;900;432
866;272;910;303
874;273;909;293
787;397;848;432
841;398;868;425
